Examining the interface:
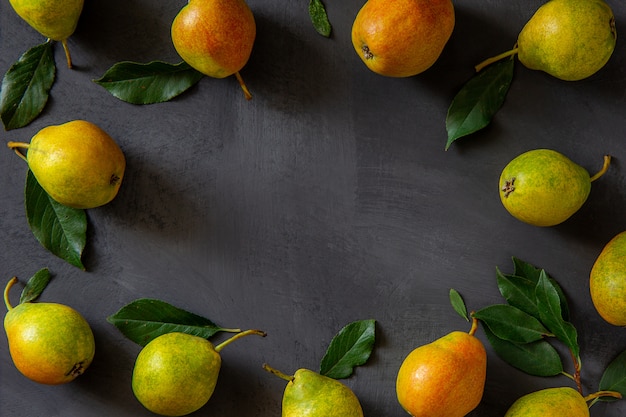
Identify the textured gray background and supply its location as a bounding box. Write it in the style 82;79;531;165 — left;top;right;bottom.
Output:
1;0;626;416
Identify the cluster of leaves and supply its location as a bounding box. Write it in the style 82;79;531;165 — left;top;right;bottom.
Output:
108;298;375;379
451;257;626;402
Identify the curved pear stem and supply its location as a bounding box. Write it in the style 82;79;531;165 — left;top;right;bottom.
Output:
235;72;252;100
590;155;611;182
584;390;622;406
61;39;73;69
7;141;29;163
214;329;266;353
468;316;479;336
3;277;18;311
262;363;295;382
475;46;519;72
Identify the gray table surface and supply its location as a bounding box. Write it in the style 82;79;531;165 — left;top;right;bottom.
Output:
2;0;626;416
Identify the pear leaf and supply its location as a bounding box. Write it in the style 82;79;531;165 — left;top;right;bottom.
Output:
25;171;86;270
94;61;204;104
496;269;540;318
449;288;469;321
320;319;376;379
599;348;626;401
0;41;55;130
309;0;332;37
19;268;51;304
535;271;579;361
473;304;551;344
445;57;514;150
107;298;239;346
482;324;563;377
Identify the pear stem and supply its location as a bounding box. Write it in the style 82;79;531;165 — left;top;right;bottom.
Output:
584;390;622;404
61;39;73;69
214;329;266;353
262;363;295;382
590;155;611;182
468;316;479;336
475;47;519;72
7;141;29;163
3;277;18;311
235;72;252;100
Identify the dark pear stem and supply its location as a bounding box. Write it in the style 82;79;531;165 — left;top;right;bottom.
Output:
4;277;18;311
262;363;295;382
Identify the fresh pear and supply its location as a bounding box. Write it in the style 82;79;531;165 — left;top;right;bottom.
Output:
263;364;364;417
7;120;125;209
132;329;265;416
3;277;95;385
504;387;621;416
476;0;616;81
590;231;626;326
499;149;610;227
171;0;256;100
9;0;84;68
395;318;486;417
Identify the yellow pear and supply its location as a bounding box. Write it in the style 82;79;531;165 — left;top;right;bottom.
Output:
395;320;486;417
590;231;626;326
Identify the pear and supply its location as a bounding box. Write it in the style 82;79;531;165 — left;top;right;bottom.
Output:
395;319;486;417
499;149;610;227
590;231;626;326
263;364;364;417
7;120;125;209
504;387;621;416
3;277;95;385
476;0;616;81
171;0;256;100
9;0;84;68
132;329;265;416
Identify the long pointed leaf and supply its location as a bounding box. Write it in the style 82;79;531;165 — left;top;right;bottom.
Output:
320;319;376;379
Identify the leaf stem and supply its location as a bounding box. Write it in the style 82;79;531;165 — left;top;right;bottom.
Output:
590;155;611;182
262;363;295;382
6;141;29;163
569;348;583;394
214;329;266;352
3;277;18;311
475;47;519;72
61;39;73;69
235;72;252;100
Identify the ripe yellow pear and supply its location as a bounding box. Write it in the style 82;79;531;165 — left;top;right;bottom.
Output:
171;0;256;99
7;120;125;209
3;277;95;385
263;364;364;417
590;231;626;326
132;329;265;416
395;320;486;417
8;0;84;68
499;149;610;227
351;0;454;77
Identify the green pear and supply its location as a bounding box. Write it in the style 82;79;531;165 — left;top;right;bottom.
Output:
132;329;265;417
476;0;616;81
504;387;621;416
263;364;364;417
590;231;626;326
9;0;84;68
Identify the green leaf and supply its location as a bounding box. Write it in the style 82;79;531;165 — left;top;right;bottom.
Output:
0;41;55;130
445;57;514;150
482;324;563;377
496;269;540;318
535;271;579;360
473;304;550;344
25;171;86;270
449;288;469;321
94;61;204;105
309;0;332;37
107;298;238;346
19;268;51;304
320;319;376;379
599;348;626;400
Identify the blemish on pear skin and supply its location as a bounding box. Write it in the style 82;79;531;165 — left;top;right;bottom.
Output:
502;177;516;198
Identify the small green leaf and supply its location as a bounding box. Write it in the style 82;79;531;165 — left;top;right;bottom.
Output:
25;171;86;270
309;0;332;37
535;271;579;360
449;288;469;321
445;57;514;150
107;298;237;346
19;268;51;304
320;319;376;379
482;324;563;377
94;61;204;104
473;304;550;344
496;269;540;318
599;348;626;400
0;41;55;130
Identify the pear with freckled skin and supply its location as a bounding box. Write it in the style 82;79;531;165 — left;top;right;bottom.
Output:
504;387;622;416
